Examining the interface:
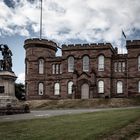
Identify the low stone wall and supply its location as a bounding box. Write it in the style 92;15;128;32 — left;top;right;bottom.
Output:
0;104;30;115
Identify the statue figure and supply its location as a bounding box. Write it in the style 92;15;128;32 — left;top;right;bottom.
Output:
0;44;13;72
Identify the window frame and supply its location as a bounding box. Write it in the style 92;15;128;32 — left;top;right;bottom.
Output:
54;83;60;95
98;80;104;94
83;55;89;72
138;81;140;93
68;56;74;72
68;81;73;94
117;81;123;94
138;56;140;71
38;82;44;96
25;58;29;75
39;58;44;74
56;64;59;74
98;55;104;71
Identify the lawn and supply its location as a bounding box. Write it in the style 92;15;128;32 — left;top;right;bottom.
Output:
0;108;140;140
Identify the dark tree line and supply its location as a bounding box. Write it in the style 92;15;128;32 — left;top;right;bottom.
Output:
15;83;26;100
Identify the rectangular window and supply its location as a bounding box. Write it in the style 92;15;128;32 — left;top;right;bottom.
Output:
0;86;4;93
138;66;140;71
68;56;74;72
122;62;125;72
56;64;59;74
98;81;104;93
118;62;122;72
52;64;55;74
114;62;117;72
138;56;140;71
39;59;44;74
54;83;60;95
139;81;140;93
98;55;104;71
60;64;62;74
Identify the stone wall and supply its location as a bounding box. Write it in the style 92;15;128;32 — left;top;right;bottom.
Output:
24;39;140;100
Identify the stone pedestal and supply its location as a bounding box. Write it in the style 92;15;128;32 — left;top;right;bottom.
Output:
0;71;18;107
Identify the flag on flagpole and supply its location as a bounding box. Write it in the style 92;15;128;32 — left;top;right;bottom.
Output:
122;30;126;39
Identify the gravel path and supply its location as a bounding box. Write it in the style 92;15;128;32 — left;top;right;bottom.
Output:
0;106;140;122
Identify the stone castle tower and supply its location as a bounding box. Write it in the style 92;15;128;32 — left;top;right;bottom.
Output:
24;38;58;99
24;38;140;100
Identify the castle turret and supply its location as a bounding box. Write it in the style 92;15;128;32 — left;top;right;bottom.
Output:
24;38;58;100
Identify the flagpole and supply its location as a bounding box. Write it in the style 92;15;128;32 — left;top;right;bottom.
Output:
122;30;126;54
40;0;43;39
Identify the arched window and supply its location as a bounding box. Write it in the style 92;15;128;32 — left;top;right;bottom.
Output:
138;81;140;93
98;80;104;93
83;56;89;72
68;81;73;94
68;56;74;72
117;81;123;94
26;60;29;74
54;83;60;95
138;56;140;71
38;83;44;95
98;55;104;71
39;59;44;74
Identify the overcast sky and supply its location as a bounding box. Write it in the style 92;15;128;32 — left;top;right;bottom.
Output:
0;0;140;83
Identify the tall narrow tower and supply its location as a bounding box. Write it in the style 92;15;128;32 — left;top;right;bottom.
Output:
24;38;58;100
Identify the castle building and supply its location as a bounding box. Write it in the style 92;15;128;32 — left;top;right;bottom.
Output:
24;38;140;100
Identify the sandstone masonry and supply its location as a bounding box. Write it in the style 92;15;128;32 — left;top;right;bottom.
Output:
24;38;140;100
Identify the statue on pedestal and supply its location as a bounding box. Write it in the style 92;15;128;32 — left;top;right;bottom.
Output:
0;44;13;72
0;44;16;106
0;44;29;114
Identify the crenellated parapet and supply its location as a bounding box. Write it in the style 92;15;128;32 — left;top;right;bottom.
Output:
126;40;140;49
112;54;128;59
62;42;116;53
24;38;58;52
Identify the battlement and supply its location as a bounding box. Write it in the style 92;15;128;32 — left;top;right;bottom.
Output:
62;42;115;53
62;43;112;48
126;40;140;49
112;54;128;59
24;38;58;51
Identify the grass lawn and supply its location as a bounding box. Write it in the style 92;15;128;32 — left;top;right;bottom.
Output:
0;108;140;140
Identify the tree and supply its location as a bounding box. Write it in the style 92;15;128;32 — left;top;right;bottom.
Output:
15;83;26;100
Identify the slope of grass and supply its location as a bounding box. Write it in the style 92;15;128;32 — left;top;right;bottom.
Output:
26;98;140;110
0;108;140;140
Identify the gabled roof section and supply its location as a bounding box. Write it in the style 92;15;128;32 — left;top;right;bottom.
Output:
78;72;91;78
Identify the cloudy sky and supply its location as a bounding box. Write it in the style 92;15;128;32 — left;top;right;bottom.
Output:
0;0;140;83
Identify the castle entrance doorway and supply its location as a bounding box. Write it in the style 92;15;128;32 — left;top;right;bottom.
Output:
81;83;89;99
